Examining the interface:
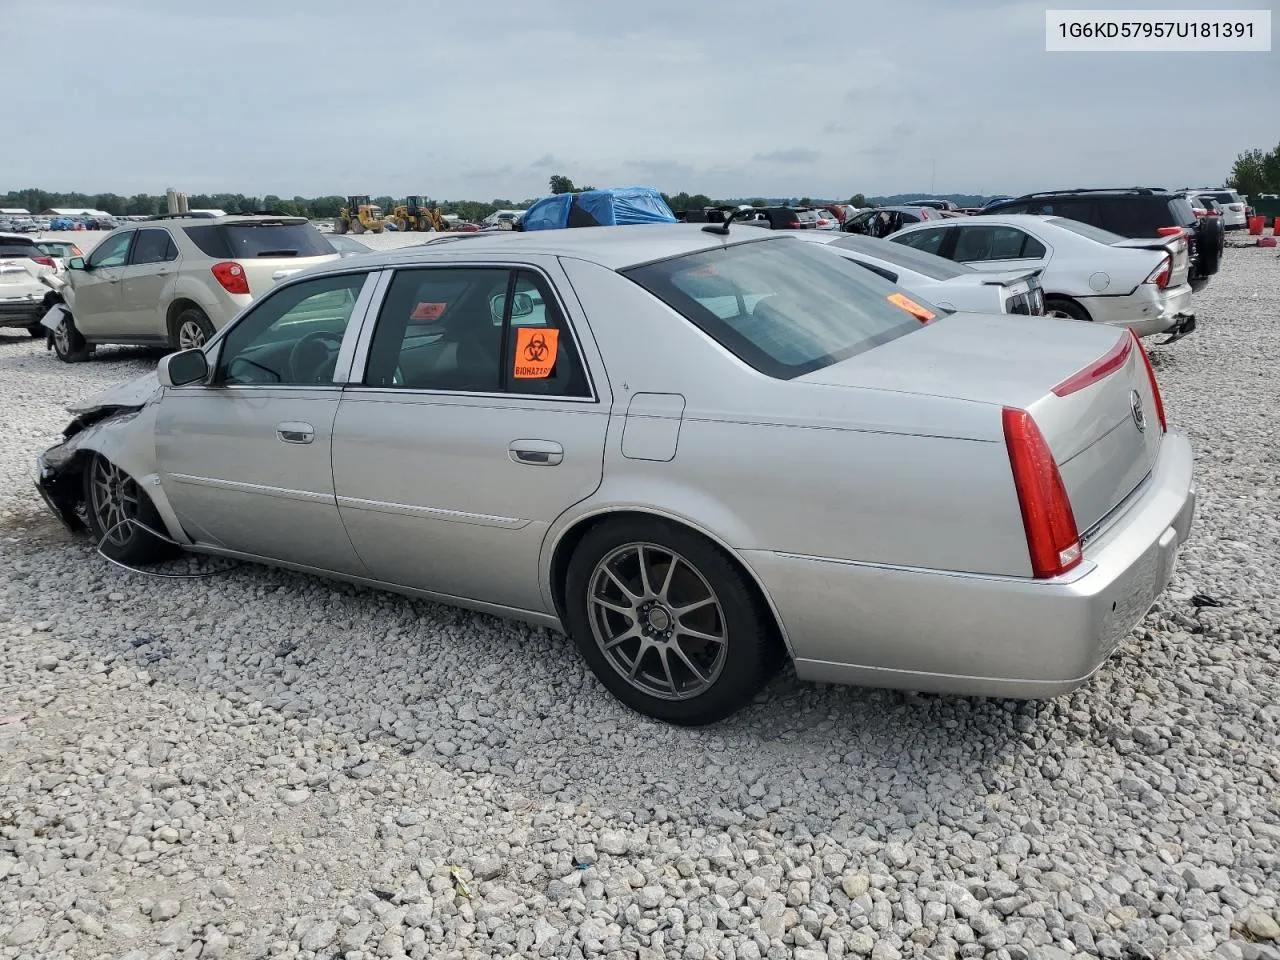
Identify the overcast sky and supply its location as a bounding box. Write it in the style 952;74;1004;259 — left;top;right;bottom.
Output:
10;0;1277;200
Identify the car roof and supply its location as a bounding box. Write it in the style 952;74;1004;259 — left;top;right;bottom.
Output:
142;213;311;226
0;232;38;243
308;224;791;273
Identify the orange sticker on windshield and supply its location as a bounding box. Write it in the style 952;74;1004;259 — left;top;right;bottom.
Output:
411;301;446;321
513;328;559;379
887;292;935;323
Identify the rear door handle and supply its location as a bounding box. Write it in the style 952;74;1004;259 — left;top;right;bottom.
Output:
509;439;563;466
276;421;315;444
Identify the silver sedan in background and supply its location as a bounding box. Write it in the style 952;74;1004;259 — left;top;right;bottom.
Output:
34;225;1194;725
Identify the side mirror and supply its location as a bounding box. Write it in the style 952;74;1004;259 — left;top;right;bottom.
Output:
158;348;209;387
67;256;86;270
489;291;535;322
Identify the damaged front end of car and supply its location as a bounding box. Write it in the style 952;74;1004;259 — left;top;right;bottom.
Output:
33;372;164;533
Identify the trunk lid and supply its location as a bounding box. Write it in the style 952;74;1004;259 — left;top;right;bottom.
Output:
1110;234;1191;289
798;313;1162;534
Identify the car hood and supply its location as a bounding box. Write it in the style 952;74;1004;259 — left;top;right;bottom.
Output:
67;370;162;416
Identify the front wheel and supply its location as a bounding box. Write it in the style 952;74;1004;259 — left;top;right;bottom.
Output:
564;518;781;725
52;312;91;362
83;454;177;565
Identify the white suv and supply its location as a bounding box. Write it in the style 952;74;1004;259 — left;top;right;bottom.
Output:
47;214;337;362
1180;188;1248;231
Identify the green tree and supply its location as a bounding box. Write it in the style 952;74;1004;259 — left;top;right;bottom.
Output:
1228;148;1270;198
549;175;577;195
848;193;868;207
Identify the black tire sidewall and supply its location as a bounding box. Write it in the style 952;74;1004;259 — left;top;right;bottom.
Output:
1045;297;1091;322
564;518;778;726
82;455;176;565
53;313;89;362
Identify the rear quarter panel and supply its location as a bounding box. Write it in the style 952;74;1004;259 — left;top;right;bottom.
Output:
553;256;1032;578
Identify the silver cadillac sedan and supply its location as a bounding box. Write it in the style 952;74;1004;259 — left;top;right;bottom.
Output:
34;224;1195;725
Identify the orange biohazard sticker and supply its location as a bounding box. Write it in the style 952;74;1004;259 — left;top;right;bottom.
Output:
887;292;935;323
411;302;447;321
513;327;559;379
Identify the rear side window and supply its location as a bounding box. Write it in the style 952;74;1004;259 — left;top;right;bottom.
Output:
623;238;926;379
1099;199;1171;236
1168;198;1198;228
182;225;229;258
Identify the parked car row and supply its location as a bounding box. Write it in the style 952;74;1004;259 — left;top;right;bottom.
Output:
31;219;1195;725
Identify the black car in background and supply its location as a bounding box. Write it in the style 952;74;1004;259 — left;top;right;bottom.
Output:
980;188;1221;292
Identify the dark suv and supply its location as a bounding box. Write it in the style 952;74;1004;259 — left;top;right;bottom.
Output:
980;188;1220;291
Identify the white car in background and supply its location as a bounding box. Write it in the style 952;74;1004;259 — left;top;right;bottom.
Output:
889;214;1197;342
1180;188;1248;230
1;233;59;335
34;239;85;273
791;232;1046;316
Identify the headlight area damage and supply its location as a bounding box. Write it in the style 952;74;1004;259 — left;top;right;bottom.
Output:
34;372;164;533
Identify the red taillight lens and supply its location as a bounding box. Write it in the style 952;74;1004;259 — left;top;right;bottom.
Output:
32;255;56;267
1003;407;1082;579
1144;254;1172;289
1157;226;1186;237
1130;330;1167;432
211;261;250;295
920;209;931;219
1051;334;1133;397
71;246;83;257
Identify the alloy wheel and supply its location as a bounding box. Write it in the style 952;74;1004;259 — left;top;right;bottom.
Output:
586;542;728;701
89;457;141;546
178;319;207;349
53;318;70;355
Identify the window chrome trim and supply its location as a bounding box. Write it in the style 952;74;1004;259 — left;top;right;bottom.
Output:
345;260;599;403
334;269;390;384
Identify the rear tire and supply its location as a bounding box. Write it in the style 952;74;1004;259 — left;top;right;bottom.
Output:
1044;297;1091;322
82;454;178;565
335;218;349;235
351;220;365;235
52;312;91;362
564;518;781;726
170;307;215;350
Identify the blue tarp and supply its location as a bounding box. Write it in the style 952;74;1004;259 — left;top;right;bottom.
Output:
521;187;677;231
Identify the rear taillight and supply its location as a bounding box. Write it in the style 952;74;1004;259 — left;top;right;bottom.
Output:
1051;334;1133;397
920;209;931;219
1157;226;1186;237
211;261;250;295
1003;407;1082;579
1144;254;1172;289
71;246;83;257
32;255;55;268
1130;330;1167;432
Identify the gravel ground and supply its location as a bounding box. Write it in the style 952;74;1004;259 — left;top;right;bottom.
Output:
1;242;1278;960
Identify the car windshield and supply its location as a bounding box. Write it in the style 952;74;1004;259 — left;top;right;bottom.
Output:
1044;217;1126;245
830;235;972;280
623;237;927;379
222;222;333;258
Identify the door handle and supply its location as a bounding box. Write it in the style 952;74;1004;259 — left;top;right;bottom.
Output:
509;439;563;466
276;421;315;444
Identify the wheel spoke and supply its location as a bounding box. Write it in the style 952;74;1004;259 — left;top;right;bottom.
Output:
670;640;710;684
604;566;640;602
635;545;655;597
628;641;652;679
602;624;641;650
657;555;679;604
657;646;677;695
591;594;635;618
673;596;716;619
678;625;724;646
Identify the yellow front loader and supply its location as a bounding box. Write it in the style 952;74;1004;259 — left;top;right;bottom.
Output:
335;195;388;235
390;196;446;232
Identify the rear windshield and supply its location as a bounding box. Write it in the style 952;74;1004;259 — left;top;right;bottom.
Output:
831;235;972;280
183;221;331;259
622;238;926;379
0;240;38;257
1044;217;1126;245
1206;191;1236;204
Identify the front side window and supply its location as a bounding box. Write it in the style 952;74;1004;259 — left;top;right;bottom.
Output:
217;272;367;386
87;232;132;268
623;237;925;380
890;228;947;256
363;268;589;396
130;229;177;266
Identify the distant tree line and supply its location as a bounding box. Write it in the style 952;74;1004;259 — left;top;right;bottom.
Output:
1228;142;1280;199
3;177;1002;222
